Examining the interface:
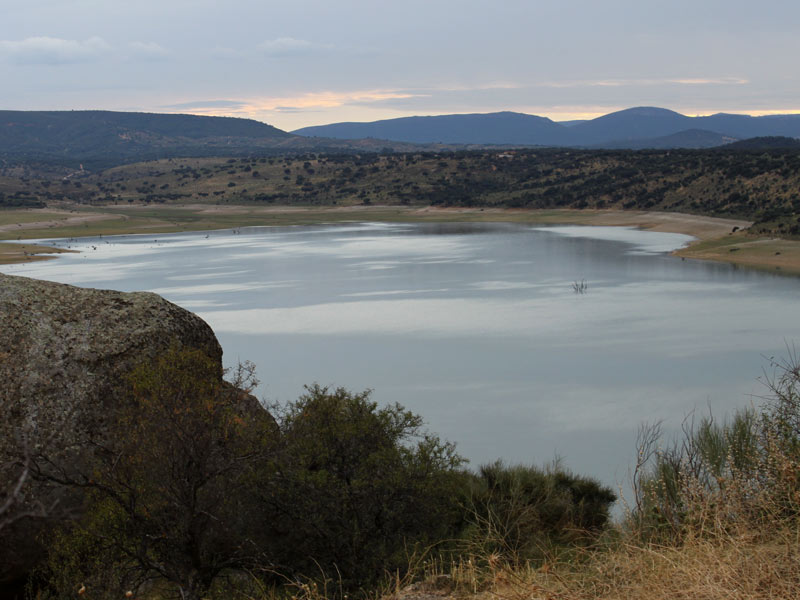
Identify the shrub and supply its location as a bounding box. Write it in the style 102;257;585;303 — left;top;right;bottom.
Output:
630;350;800;542
461;461;615;564
255;385;465;590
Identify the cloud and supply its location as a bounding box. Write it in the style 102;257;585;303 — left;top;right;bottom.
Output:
273;106;315;113
253;89;425;111
538;77;749;88
128;41;169;60
167;89;426;119
257;37;330;57
162;100;248;111
0;36;109;65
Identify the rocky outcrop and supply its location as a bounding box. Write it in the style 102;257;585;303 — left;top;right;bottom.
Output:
0;273;230;593
0;272;222;410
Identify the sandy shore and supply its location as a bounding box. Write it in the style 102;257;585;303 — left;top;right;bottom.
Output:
0;204;797;274
0;213;120;234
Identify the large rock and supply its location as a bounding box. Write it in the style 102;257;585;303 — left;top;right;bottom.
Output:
0;272;222;409
0;273;229;594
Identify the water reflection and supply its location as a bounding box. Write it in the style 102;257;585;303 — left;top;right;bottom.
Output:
4;222;798;505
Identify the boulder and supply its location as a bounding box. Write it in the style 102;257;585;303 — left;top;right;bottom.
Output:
0;273;231;593
0;272;222;409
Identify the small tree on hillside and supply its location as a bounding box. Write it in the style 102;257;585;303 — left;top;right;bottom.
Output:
35;347;273;600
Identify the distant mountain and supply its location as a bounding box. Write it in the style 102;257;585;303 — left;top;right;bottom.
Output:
0;110;441;167
4;108;800;169
567;107;693;145
722;136;800;150
293;106;800;148
556;119;588;127
0;110;294;165
293;111;568;145
600;129;738;150
697;114;800;139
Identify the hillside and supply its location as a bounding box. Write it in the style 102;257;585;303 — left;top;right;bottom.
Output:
2;147;799;237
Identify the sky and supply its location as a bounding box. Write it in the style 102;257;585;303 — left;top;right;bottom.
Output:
1;0;799;131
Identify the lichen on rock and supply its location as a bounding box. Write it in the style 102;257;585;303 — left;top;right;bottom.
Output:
0;273;230;591
0;272;222;410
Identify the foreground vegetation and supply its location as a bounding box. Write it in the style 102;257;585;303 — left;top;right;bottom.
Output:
5;347;800;599
1;348;614;600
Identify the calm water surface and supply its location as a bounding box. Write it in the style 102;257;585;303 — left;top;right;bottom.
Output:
6;222;800;499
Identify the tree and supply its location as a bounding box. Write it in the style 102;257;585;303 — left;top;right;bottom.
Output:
0;375;76;591
258;385;465;589
35;347;274;600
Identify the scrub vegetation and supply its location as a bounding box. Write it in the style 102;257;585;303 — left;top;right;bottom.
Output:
5;349;800;599
2;147;800;236
6;347;614;600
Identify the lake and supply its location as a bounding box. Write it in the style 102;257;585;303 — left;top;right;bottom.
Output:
5;222;799;502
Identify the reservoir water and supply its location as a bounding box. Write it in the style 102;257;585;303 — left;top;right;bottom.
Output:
5;222;799;500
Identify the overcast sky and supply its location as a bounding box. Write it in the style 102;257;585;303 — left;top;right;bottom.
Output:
1;0;798;131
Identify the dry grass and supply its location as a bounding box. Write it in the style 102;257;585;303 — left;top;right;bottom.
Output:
576;531;800;600
397;526;800;600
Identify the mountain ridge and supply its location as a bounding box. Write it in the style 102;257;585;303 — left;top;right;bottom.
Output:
294;111;567;145
0;110;431;167
2;107;800;169
293;106;800;148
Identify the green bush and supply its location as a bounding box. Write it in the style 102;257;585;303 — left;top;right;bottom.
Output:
255;384;466;590
462;461;615;563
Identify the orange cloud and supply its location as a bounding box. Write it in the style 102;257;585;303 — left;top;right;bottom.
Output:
165;89;424;117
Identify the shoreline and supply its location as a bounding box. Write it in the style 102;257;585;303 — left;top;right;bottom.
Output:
1;204;797;275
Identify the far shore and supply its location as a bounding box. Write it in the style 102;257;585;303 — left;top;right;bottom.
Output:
1;203;797;275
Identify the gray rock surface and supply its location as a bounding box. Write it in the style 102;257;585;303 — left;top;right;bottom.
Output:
0;272;222;410
0;273;228;591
